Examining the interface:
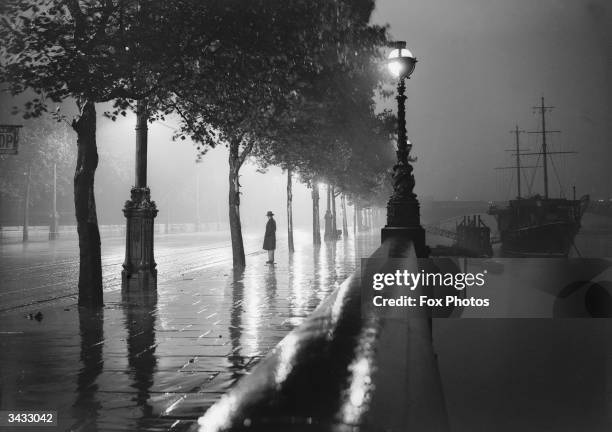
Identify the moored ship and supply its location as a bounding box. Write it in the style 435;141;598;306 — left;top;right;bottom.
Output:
488;97;589;257
489;195;588;257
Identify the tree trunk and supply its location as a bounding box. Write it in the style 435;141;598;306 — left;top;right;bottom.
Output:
22;165;30;242
331;185;337;239
353;203;357;235
324;184;333;241
312;182;321;245
341;194;348;238
195;168;201;232
73;100;103;307
287;168;294;253
228;138;246;268
49;163;59;240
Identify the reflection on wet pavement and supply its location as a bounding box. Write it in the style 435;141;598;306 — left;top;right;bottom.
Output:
0;230;379;431
72;308;104;432
0;232;263;312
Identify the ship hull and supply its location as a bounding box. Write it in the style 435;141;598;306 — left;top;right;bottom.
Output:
499;221;577;257
489;195;588;258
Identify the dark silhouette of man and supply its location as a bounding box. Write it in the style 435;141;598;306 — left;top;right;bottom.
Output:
263;211;276;264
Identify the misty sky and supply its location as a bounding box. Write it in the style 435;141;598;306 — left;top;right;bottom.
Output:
373;0;611;200
1;0;611;231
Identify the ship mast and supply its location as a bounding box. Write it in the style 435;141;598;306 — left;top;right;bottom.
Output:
495;126;531;199
513;125;523;198
497;97;575;200
525;97;564;199
536;97;551;198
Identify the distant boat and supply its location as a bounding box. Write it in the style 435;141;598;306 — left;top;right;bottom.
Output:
488;97;589;257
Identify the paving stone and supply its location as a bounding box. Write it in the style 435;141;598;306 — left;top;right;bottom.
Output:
0;233;379;430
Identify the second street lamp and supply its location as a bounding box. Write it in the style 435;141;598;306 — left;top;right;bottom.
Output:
381;41;429;257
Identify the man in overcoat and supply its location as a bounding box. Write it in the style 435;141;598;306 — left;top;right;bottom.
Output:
263;211;276;264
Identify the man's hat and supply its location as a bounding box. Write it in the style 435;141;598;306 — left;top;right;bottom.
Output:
266;211;274;216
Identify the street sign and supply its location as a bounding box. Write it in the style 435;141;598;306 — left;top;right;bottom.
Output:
0;125;22;155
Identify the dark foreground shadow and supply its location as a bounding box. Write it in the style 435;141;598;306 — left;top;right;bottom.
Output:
123;290;158;429
72;307;104;432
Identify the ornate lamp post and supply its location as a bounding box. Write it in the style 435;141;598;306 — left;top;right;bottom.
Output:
122;99;158;291
381;42;429;257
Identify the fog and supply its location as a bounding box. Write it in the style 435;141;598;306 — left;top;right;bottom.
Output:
94;110;315;231
1;0;611;231
373;0;611;200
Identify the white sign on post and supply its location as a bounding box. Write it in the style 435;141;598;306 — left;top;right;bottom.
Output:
0;125;22;155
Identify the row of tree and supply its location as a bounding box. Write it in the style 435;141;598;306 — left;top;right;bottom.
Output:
0;0;396;304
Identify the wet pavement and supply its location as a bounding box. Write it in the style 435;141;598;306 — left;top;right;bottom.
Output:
192;241;449;432
0;230;380;431
1;231;264;312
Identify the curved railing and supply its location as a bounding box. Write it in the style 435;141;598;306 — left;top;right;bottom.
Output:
192;239;449;432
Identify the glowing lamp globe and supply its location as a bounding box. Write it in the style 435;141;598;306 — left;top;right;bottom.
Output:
387;47;417;79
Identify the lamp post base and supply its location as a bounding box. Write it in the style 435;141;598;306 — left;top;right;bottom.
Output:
122;187;158;293
383;194;429;257
122;269;157;292
381;226;429;258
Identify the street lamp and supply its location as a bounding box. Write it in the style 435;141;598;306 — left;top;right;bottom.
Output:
387;46;417;80
381;41;429;257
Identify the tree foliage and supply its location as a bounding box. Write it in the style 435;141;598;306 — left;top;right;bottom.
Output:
0;0;197;121
0;0;396;266
251;0;394;204
162;0;394;264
